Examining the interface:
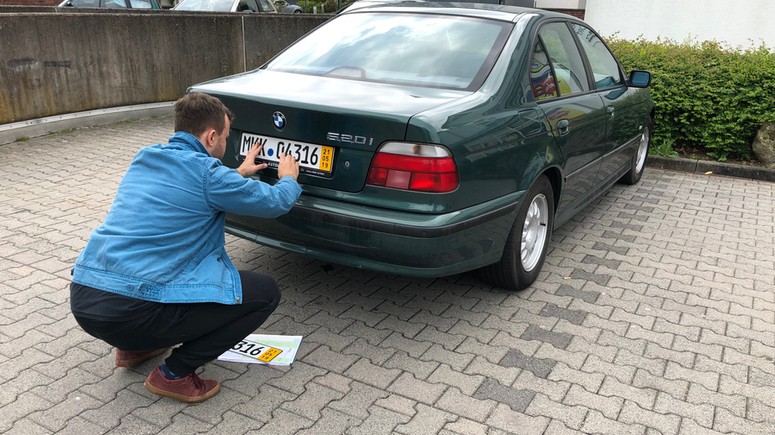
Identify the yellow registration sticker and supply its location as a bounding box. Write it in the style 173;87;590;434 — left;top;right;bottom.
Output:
258;347;283;362
228;339;283;362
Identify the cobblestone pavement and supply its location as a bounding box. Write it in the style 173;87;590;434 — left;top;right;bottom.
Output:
1;116;775;435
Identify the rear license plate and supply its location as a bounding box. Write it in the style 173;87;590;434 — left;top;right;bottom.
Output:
240;132;334;177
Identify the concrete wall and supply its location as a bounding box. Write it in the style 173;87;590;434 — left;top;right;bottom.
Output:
0;11;328;125
585;0;775;51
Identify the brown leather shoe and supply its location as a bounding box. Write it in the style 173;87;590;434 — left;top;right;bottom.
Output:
115;348;167;367
144;367;221;403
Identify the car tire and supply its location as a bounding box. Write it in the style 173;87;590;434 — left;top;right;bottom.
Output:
480;174;554;291
619;122;651;185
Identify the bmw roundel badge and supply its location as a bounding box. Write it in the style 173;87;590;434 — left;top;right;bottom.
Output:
272;111;286;129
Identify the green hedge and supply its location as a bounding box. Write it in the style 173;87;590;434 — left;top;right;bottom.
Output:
608;38;775;161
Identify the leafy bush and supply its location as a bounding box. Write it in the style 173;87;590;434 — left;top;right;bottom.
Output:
608;38;775;161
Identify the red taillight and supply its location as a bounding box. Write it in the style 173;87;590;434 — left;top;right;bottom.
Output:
366;143;458;193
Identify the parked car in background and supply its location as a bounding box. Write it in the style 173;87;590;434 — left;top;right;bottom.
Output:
281;0;303;13
336;0;425;13
59;0;161;8
172;0;277;13
189;3;654;291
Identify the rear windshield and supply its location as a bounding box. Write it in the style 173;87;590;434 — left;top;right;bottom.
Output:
266;12;512;91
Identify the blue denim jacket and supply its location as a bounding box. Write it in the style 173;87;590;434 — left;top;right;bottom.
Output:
72;132;302;304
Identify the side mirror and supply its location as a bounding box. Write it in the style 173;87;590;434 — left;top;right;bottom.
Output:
629;70;651;88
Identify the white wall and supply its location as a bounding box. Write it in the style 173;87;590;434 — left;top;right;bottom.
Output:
585;0;775;51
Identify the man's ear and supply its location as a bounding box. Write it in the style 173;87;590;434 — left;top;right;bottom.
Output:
205;128;217;146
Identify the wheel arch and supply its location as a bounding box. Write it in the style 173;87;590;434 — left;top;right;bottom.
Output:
540;166;563;216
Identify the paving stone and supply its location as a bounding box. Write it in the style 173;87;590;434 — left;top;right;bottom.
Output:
543;419;588;435
713;407;775;434
686;383;747;418
79;389;156;429
582;354;636;385
440;306;490;327
476;315;528;340
420;344;475;372
383;351;440;380
440;418;489;435
464;356;520;387
428;364;484;396
251;408;314;434
207;410;266;434
348;406;412;435
297;407;361;435
582;409;646;435
679;418;726;435
533;342;586;370
4;418;55;435
344;358;402;390
632;368;689;400
266;361;328;395
408;311;459;333
654;391;714;429
485;403;550;434
375;315;425;338
27;390;103;432
548;362;603;394
306;326;358;351
281;381;345;421
435;387;496;423
303;345;359;374
340;320;392;346
387;372;447;405
567;336;617;362
395;403;457;435
415;326;466;351
328;381;389;419
1;367;56;407
373;394;418;417
525;392;588;430
380;332;433;358
568;297;613;319
499;348;556;379
563;384;623;420
472;378;534;413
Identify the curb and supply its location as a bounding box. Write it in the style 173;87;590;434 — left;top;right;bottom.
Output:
647;155;775;183
0;102;175;146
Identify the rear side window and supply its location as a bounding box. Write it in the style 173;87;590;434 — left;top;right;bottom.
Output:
571;23;622;89
537;22;589;96
530;40;558;100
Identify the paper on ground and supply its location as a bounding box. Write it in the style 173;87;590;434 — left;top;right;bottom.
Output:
217;334;302;366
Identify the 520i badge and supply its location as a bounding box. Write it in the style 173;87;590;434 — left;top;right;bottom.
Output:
327;132;374;146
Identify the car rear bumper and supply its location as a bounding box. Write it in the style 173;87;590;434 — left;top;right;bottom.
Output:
225;192;523;278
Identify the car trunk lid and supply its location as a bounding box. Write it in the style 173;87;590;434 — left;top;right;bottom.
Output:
191;70;469;193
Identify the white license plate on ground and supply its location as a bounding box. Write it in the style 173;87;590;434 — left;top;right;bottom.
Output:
240;132;334;177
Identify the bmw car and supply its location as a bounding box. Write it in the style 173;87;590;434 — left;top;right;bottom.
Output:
189;3;654;290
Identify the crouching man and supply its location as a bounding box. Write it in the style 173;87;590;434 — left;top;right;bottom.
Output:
70;92;300;403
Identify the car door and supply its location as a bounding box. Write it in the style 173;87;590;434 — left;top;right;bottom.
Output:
570;23;643;185
531;21;607;225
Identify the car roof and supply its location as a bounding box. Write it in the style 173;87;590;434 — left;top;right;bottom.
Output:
339;1;577;23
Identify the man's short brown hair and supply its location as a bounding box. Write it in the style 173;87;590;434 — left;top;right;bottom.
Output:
174;92;235;137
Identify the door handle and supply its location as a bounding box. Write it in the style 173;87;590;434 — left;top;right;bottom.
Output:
607;106;615;118
557;119;570;136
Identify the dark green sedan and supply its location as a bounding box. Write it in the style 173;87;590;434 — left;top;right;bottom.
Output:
190;3;654;290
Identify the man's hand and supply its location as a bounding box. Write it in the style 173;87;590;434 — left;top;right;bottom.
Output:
277;151;300;181
237;144;269;177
